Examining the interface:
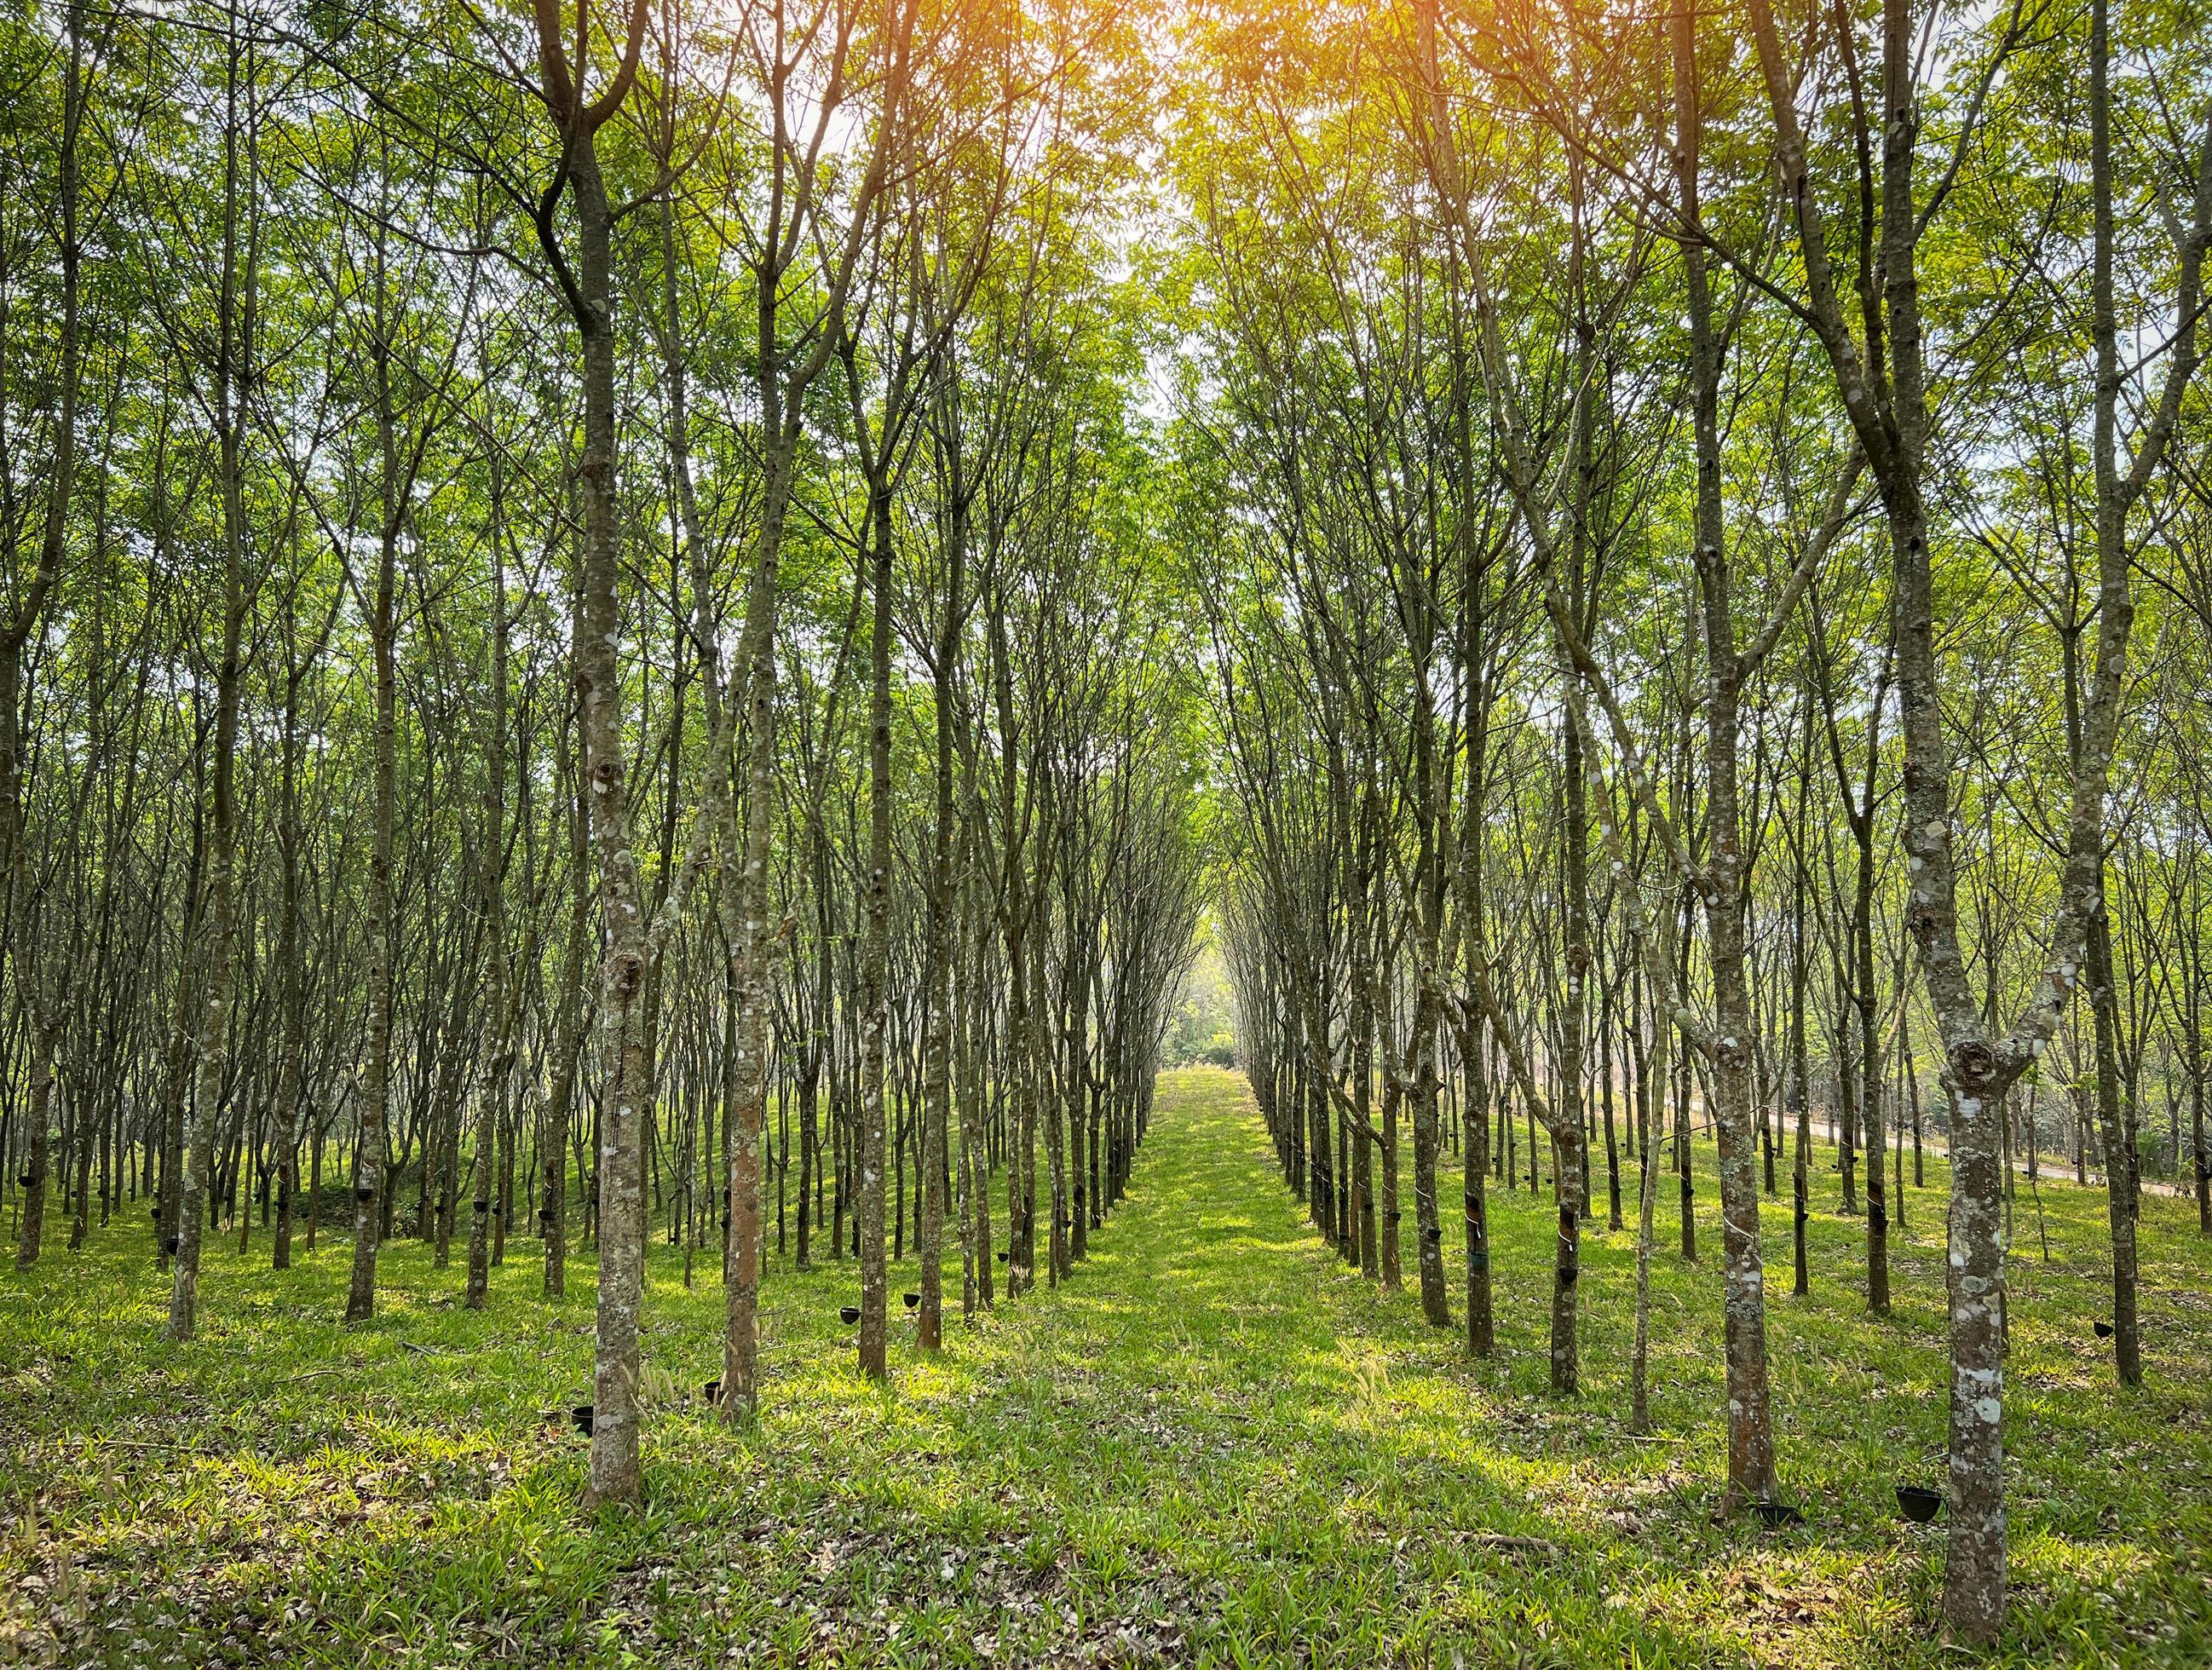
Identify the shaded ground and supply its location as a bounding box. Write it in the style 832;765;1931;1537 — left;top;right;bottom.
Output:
2;1067;2209;1667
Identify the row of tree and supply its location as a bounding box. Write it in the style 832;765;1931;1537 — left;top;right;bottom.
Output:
0;0;1207;1511
1182;0;2212;1646
9;0;2212;1646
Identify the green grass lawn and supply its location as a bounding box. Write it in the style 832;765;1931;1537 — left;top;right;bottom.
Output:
3;1067;2209;1667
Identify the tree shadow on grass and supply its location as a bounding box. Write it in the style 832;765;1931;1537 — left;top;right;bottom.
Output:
4;1067;2209;1666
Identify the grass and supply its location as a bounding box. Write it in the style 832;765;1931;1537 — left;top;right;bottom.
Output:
3;1066;2209;1667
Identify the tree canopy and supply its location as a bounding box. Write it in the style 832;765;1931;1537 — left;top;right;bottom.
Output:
4;0;2212;1655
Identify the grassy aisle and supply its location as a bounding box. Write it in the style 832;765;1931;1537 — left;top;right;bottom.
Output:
3;1068;2209;1667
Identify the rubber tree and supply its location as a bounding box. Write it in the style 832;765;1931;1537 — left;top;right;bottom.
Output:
1738;0;2212;1632
518;0;661;1508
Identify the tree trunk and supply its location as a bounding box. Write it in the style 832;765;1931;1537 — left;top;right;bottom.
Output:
170;65;251;1338
856;476;895;1381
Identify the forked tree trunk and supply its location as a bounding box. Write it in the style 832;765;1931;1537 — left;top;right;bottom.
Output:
1674;6;1777;1504
568;139;656;1511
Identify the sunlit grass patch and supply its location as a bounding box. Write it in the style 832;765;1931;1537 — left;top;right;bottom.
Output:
2;1067;2209;1665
